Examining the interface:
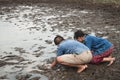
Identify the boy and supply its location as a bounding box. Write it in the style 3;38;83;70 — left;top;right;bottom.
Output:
50;35;92;73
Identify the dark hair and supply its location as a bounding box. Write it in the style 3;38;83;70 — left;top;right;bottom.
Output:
74;30;86;39
54;35;64;45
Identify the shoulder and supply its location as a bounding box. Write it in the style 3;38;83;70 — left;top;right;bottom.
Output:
85;35;95;40
59;39;73;46
63;39;78;43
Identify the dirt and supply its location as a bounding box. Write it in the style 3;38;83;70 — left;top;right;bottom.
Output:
0;1;120;80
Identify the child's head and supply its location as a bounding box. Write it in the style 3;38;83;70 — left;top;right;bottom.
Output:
74;30;86;42
54;35;64;45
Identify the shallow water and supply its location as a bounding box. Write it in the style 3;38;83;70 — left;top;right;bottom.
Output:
0;3;81;80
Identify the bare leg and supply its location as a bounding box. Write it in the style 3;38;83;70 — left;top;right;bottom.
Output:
60;62;88;73
77;65;88;73
107;57;115;66
57;56;88;73
102;57;115;66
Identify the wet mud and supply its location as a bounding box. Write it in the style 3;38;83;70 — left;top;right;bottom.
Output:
0;2;120;80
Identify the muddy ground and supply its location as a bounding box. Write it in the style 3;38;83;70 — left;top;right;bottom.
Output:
0;1;120;80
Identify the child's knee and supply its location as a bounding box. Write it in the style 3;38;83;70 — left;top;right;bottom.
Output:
57;56;63;63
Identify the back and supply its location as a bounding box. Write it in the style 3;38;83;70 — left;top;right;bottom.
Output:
85;35;112;55
57;40;89;56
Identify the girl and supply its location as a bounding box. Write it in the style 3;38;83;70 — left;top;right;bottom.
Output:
74;30;115;66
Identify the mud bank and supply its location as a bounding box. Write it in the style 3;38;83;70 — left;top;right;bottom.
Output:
0;2;120;80
1;0;120;14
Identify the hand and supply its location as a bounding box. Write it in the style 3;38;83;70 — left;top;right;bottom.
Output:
43;64;52;69
46;64;52;69
50;60;57;68
41;64;51;69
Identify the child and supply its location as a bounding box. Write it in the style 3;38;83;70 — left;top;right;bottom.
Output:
74;30;115;66
50;35;92;73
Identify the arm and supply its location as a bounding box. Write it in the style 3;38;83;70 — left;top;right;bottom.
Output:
50;58;57;68
85;39;92;50
85;36;93;50
50;46;63;68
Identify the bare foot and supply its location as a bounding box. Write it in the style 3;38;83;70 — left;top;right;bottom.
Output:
77;65;88;73
107;57;115;66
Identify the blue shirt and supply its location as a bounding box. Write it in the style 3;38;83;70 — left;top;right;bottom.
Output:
57;40;90;56
84;35;112;55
